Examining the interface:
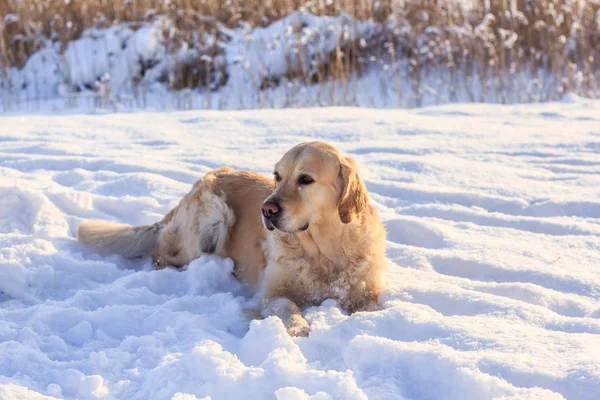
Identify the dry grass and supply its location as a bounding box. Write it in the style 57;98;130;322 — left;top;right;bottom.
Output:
1;0;598;109
0;0;391;68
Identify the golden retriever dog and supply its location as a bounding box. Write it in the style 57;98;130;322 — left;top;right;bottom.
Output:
77;141;387;336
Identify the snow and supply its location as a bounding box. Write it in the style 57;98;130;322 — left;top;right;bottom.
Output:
3;21;169;103
1;97;600;399
224;11;381;92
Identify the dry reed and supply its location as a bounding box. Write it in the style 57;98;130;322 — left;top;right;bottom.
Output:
0;0;598;110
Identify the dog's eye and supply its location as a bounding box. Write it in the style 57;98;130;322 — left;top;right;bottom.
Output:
298;174;314;185
273;172;282;182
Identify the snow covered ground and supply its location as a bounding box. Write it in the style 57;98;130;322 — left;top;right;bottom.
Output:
1;96;600;400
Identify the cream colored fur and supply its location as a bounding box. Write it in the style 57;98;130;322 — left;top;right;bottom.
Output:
77;220;161;258
77;141;387;336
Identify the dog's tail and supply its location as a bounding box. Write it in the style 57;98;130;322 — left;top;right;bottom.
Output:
77;220;161;258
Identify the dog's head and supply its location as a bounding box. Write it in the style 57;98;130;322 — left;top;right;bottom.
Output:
261;141;369;233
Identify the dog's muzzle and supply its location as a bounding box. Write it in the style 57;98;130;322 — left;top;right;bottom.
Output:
262;200;281;231
263;215;276;231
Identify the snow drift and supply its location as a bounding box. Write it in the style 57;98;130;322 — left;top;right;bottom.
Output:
2;98;600;399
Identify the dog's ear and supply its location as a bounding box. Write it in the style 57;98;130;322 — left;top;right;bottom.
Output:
338;156;369;224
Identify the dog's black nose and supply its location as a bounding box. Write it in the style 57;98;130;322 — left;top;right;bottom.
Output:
262;201;281;218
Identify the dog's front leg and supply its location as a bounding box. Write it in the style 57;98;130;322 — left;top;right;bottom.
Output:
260;297;310;337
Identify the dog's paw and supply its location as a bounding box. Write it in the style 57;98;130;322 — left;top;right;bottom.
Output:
285;314;310;337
